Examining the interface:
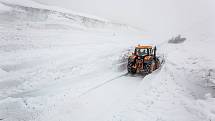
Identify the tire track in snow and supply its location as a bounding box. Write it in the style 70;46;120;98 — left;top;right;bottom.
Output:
77;73;128;97
76;54;166;98
39;73;143;121
0;73;129;100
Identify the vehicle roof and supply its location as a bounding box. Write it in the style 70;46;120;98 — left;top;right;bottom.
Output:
135;44;153;49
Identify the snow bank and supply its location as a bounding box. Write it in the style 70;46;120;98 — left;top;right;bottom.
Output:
0;2;11;12
0;0;109;21
0;0;137;32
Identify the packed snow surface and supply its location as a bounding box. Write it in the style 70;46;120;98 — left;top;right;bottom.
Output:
0;0;215;121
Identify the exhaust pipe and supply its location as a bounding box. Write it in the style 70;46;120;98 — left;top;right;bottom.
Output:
154;46;157;58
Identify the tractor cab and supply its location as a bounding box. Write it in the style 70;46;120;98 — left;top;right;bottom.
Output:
134;45;156;57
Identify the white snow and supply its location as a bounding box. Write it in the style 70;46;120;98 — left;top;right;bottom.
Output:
0;3;10;12
0;0;110;22
0;0;215;121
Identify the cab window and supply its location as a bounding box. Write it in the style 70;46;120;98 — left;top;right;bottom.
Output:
149;49;154;55
136;48;148;56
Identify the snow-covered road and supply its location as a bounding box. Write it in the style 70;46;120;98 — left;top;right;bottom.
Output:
0;0;215;121
0;1;144;120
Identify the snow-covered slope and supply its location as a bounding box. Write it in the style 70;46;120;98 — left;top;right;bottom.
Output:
0;0;137;32
0;0;215;121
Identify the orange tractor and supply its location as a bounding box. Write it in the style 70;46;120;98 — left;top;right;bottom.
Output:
127;45;161;75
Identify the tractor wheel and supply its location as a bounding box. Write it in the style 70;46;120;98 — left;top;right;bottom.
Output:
144;61;154;74
151;61;156;72
127;59;136;74
155;58;161;69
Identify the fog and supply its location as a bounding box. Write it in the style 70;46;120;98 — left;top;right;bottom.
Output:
33;0;215;39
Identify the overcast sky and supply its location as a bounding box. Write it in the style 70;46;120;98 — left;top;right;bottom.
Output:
33;0;215;36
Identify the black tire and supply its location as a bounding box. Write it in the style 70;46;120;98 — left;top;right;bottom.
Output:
155;58;160;69
127;59;136;74
144;62;153;75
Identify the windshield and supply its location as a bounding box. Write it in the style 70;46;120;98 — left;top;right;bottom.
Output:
136;48;148;56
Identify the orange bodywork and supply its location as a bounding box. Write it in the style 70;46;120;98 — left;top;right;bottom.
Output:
144;55;153;61
135;44;153;49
